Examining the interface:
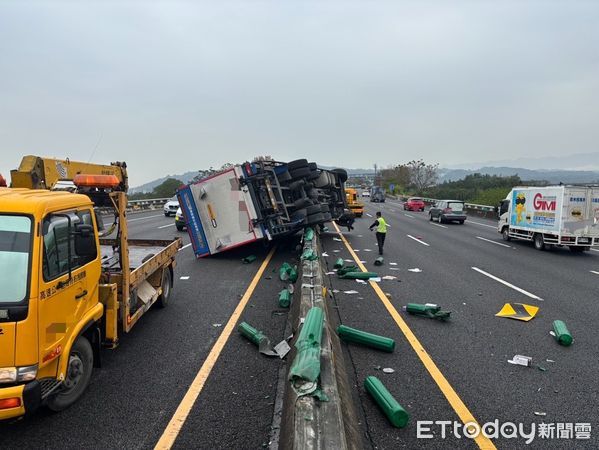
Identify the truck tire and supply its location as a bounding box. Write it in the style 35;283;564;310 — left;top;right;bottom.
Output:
156;267;172;308
306;204;322;215
320;204;330;213
308;162;318;171
290;167;311;179
331;168;348;183
314;172;332;188
46;336;93;412
502;227;511;241
533;234;545;251
306;170;321;181
323;212;332;221
287;159;308;171
307;212;325;225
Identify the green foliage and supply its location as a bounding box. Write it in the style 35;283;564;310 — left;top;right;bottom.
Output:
153;178;183;198
423;173;520;205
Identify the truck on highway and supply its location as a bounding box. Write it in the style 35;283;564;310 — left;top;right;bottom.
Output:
177;158;349;257
370;186;385;203
498;185;599;251
0;156;181;420
345;188;364;217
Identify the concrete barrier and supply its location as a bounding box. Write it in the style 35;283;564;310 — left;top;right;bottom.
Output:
387;195;498;219
279;230;362;450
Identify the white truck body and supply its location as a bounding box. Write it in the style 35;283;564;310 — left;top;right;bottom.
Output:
498;186;599;250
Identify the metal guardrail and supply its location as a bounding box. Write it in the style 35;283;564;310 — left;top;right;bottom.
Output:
389;195;496;214
127;197;170;207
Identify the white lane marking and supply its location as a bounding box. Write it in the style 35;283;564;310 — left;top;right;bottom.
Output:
158;223;176;229
366;213;373;217
128;214;164;222
404;214;414;218
179;243;192;251
476;236;512;248
590;271;599;275
407;234;430;246
430;222;448;229
471;267;543;301
468;220;496;229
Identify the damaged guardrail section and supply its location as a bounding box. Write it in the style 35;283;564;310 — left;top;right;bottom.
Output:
279;228;361;450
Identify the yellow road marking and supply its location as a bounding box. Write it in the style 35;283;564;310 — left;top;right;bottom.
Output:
332;223;496;450
155;247;277;450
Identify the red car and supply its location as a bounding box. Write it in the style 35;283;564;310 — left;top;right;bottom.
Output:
404;197;425;211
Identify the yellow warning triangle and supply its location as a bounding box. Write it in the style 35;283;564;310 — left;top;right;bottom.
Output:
495;302;539;322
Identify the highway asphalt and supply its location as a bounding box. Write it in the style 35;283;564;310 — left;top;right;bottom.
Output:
320;199;599;449
2;205;597;449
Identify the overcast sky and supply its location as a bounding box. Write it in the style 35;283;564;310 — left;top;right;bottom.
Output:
1;1;598;186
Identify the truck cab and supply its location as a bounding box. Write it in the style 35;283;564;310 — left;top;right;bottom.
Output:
0;189;104;419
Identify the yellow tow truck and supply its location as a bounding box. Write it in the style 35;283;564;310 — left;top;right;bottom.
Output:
0;156;181;420
345;188;364;217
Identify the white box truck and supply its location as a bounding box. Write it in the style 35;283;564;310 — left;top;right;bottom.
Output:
498;186;599;252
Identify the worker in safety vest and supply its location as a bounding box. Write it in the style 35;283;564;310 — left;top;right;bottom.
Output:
369;211;388;255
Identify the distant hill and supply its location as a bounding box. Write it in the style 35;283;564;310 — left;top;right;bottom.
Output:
439;167;599;184
446;152;599;171
130;171;200;194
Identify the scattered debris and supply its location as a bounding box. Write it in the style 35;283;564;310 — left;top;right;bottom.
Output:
495;303;539;322
279;289;292;308
321;252;329;257
382;368;395;374
382;275;397;280
374;256;384;266
264;276;272;280
365;376;409;428
334;258;345;269
333;250;340;253
179;276;190;280
389;267;400;271
356;279;367;284
289;307;325;382
552;320;573;346
279;262;298;283
363;249;373;252
273;340;291;359
345;259;354;263
333;237;342;242
343;290;359;294
242;255;257;264
507;355;532;367
238;322;279;357
389;262;398;266
337;325;395;352
546;359;555;363
339;271;379;280
360;260;367;263
374;365;381;371
369;277;382;282
403;303;451;321
325;271;336;275
408;268;422;273
212;323;222;327
534;412;547;417
332;289;340;293
537;366;547;372
301;248;319;261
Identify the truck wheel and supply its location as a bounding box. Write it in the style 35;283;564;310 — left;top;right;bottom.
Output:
277;170;292;182
306;204;322;215
331;168;348;183
46;336;93;412
323;212;332;221
533;234;545;251
307;212;325;225
308;162;318;171
157;267;172;308
502;228;511;241
320;204;330;213
287;159;308;171
293;198;313;209
290;167;311;179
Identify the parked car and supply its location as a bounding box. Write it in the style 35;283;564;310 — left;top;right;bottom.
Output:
175;207;186;231
362;190;370;197
429;200;466;224
163;196;179;216
404;197;425;211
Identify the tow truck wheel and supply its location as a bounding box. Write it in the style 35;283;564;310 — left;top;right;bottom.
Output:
47;336;93;412
157;267;172;308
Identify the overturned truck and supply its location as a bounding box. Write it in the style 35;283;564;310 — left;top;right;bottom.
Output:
178;158;351;257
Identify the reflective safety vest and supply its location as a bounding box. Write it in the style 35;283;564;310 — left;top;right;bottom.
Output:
377;217;387;233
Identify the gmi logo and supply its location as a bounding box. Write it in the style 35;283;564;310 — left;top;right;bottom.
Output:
533;193;557;211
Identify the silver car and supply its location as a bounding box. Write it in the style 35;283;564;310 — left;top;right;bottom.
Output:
429;200;466;224
163;197;179;217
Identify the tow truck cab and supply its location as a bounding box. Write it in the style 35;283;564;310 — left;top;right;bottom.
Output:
0;189;104;420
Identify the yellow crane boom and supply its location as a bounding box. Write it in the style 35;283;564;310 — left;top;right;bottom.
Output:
10;155;128;192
